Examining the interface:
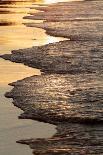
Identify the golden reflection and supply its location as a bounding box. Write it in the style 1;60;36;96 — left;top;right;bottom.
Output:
0;0;68;85
46;35;67;44
43;0;68;4
0;59;40;85
43;0;83;4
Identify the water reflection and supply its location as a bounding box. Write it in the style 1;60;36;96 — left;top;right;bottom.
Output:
0;0;40;54
0;0;43;84
0;0;67;154
0;0;38;26
0;0;67;55
44;0;83;4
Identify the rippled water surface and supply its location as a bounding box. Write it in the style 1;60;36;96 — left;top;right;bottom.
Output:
0;0;102;154
0;0;69;154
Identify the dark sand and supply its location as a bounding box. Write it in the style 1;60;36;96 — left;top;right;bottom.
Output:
1;0;103;154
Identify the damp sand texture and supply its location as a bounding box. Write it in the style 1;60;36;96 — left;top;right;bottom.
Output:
1;0;103;155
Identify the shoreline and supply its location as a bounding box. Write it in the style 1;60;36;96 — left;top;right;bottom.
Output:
1;0;103;154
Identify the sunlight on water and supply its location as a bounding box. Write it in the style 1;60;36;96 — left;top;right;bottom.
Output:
0;86;56;155
0;0;72;154
0;0;66;85
44;0;83;4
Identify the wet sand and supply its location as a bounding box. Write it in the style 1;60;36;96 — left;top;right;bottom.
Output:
0;0;60;154
1;0;103;154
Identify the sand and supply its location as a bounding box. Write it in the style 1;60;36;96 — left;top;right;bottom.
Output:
1;0;103;154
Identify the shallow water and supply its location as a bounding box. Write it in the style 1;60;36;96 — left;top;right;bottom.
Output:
0;0;70;154
0;86;56;155
0;0;103;154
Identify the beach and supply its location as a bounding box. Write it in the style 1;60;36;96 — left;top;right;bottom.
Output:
0;0;103;154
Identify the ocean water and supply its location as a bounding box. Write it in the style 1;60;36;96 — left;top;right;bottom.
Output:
0;0;102;154
0;0;67;154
